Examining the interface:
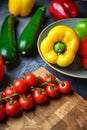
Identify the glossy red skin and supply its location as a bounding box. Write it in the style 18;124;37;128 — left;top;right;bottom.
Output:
4;87;19;100
38;76;46;84
24;73;38;89
58;80;72;94
4;87;15;96
62;0;79;17
46;83;60;98
44;74;56;83
5;100;20;117
79;37;87;57
0;93;5;105
0;105;6;121
13;79;28;94
33;88;48;104
0;55;4;82
49;0;70;20
49;0;79;20
38;76;47;88
79;37;87;69
19;95;34;110
81;58;87;69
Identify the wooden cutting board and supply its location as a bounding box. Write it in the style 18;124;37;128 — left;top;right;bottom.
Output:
0;67;87;130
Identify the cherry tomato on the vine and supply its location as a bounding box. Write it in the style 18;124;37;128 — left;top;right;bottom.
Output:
38;76;47;88
46;83;60;98
38;76;46;84
4;87;15;97
24;73;38;89
44;73;56;83
58;80;72;94
33;88;48;104
4;87;19;100
19;95;34;110
0;93;5;105
13;79;28;94
5;100;20;117
0;105;6;121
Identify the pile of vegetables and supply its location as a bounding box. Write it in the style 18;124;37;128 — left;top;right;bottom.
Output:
0;0;80;66
0;0;85;83
0;7;46;64
0;5;46;83
0;72;72;121
40;18;87;69
0;0;87;122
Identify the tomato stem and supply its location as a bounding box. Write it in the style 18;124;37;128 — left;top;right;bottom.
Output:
39;81;48;86
56;78;62;83
56;79;65;85
51;86;55;90
0;93;19;101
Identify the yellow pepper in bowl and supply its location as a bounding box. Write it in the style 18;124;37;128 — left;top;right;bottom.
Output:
8;0;35;17
40;25;79;67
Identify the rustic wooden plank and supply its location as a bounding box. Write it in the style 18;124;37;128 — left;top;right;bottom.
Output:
0;67;87;130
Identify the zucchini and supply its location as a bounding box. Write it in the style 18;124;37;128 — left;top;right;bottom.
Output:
17;6;46;55
0;14;18;64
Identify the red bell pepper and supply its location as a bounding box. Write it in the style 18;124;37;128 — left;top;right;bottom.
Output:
48;0;80;20
79;37;87;69
0;55;4;82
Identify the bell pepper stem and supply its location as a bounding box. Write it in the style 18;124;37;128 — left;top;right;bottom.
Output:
53;41;66;54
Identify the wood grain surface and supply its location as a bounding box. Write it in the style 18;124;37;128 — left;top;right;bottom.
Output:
0;67;87;130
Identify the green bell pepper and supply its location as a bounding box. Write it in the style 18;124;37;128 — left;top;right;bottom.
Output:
74;18;87;40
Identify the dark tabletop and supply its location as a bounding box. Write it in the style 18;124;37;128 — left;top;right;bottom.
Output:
0;0;87;99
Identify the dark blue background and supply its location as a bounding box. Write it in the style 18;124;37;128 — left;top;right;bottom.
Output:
0;0;87;99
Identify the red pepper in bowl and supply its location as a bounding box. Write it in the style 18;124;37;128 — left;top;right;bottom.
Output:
48;0;80;20
79;37;87;69
0;55;4;82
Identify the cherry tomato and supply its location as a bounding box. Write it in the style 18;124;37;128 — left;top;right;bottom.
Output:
0;92;5;105
4;87;19;100
38;76;46;84
44;73;56;83
46;83;60;98
13;79;28;94
0;105;6;121
24;73;38;89
38;76;47;88
5;100;20;117
58;80;72;94
0;55;4;82
19;95;34;110
4;87;15;96
33;88;48;104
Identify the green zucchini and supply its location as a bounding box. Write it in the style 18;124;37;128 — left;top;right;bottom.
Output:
17;6;46;55
0;14;18;64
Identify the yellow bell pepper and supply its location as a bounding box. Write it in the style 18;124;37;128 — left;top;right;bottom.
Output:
8;0;35;17
40;25;79;67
